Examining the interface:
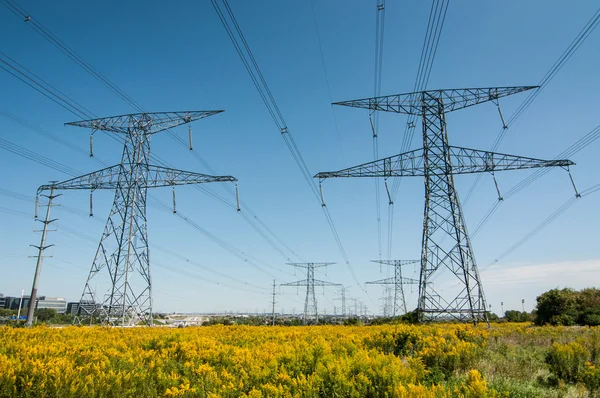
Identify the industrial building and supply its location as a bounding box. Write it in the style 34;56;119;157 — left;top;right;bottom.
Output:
0;293;66;314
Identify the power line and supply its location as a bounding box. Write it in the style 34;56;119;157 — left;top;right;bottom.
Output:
0;137;81;177
386;0;450;259
371;0;387;261
147;196;286;279
211;0;368;297
471;123;600;239
57;224;271;296
0;52;93;119
0;0;144;112
309;0;344;163
462;5;600;206
0;111;108;168
484;181;600;270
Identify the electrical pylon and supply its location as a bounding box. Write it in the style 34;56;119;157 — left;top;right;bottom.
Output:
366;259;419;316
333;286;348;317
378;286;392;317
316;86;576;323
281;262;341;323
37;111;236;326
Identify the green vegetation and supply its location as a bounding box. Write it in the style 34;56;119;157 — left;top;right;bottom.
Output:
535;287;600;326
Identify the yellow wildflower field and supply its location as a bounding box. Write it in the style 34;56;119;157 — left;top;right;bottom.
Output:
0;323;598;397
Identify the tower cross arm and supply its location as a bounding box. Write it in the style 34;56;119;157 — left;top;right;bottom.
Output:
281;279;309;287
315;148;424;179
366;277;419;285
38;165;236;192
333;86;538;115
286;262;336;268
65;111;224;134
313;280;342;287
315;146;574;180
371;259;420;266
448;146;574;174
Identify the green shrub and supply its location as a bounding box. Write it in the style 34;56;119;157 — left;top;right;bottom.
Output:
545;341;587;384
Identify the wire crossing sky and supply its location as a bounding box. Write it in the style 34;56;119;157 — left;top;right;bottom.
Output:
0;0;599;315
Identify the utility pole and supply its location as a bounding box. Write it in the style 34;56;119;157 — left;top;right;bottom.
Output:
26;186;60;326
271;279;276;326
37;112;236;326
16;289;24;320
522;299;525;313
501;301;504;316
281;263;341;324
316;86;576;324
366;260;419;316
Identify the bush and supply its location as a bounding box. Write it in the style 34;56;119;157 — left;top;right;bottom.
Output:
35;308;57;323
393;330;422;357
583;362;600;395
545;342;588;384
0;309;14;317
504;310;532;323
457;369;489;398
534;288;600;326
535;288;577;326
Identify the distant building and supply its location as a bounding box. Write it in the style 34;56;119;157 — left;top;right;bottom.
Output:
36;296;67;314
1;295;67;314
5;296;30;312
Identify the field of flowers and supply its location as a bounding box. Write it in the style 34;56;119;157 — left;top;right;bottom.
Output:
1;323;599;397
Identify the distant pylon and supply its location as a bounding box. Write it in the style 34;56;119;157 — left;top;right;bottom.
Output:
378;286;391;317
333;286;348;317
281;263;341;323
37;111;236;326
366;260;419;316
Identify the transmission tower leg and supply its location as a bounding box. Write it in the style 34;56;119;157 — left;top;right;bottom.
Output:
417;93;488;324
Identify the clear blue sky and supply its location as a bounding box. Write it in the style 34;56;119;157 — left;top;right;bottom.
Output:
0;0;598;315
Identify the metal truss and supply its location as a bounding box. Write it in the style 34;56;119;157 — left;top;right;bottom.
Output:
38;111;235;327
317;86;576;324
333;86;537;115
281;262;340;323
66;111;223;135
333;286;348;316
39;165;235;191
366;260;419;316
316;146;573;179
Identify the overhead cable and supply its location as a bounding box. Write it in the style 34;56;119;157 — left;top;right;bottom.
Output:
462;5;600;206
211;0;368;295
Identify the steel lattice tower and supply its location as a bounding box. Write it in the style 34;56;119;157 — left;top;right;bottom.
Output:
316;86;575;323
366;259;419;316
333;286;348;317
281;262;340;323
37;111;236;326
